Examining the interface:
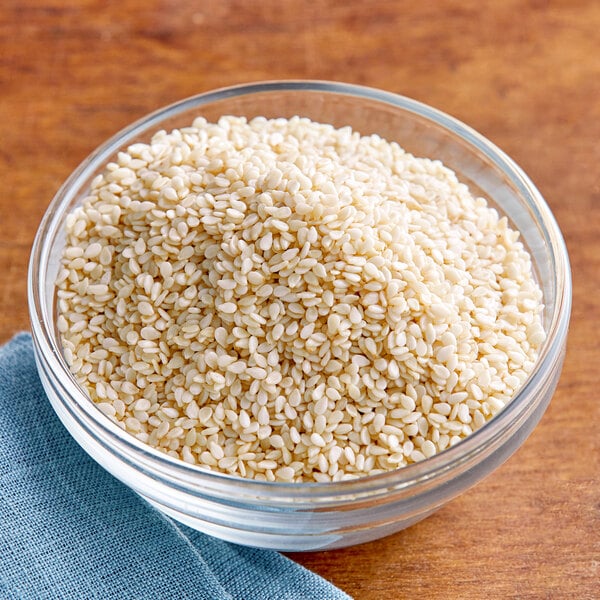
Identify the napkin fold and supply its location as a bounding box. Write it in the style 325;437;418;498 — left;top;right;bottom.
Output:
0;334;351;600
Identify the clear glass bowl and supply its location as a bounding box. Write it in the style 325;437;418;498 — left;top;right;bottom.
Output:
28;81;571;551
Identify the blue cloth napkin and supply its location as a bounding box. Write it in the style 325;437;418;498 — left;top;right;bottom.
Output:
0;333;351;600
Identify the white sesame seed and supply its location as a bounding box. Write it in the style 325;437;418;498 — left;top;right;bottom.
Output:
310;432;327;448
247;367;267;380
57;115;545;482
218;302;237;314
276;466;295;480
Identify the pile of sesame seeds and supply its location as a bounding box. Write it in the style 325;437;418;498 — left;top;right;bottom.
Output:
56;115;546;482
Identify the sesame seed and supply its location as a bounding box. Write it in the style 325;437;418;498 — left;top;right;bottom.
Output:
57;115;545;482
310;433;327;448
218;302;237;314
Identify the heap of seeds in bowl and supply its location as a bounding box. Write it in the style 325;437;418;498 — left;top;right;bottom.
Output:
56;115;546;482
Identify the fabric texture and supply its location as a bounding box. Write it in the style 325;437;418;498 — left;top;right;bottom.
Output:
0;333;351;600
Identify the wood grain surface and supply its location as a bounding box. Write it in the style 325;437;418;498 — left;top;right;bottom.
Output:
1;1;598;598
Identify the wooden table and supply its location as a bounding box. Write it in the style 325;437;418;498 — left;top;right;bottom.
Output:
1;1;598;598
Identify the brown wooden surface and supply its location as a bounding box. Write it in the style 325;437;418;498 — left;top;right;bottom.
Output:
1;1;598;598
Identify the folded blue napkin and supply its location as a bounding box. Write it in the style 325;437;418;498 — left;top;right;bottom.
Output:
0;334;351;599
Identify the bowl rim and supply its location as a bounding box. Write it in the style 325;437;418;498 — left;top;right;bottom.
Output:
28;79;572;496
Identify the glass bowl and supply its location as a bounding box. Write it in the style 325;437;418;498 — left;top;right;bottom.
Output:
28;81;571;551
